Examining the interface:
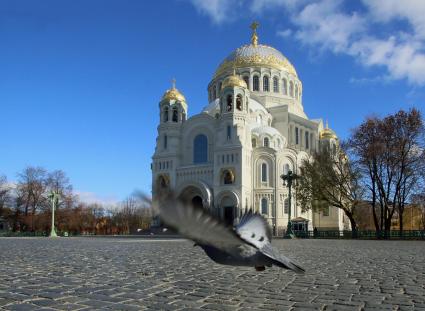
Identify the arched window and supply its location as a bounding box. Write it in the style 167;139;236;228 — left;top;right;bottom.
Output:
252;138;257;148
261;198;268;215
243;76;249;89
257;114;262;125
223;170;234;184
323;206;330;216
157;175;168;189
284;198;289;214
193;134;208;164
283;164;290;175
164;135;167;149
236;94;242;111
263;137;269;147
253;76;259;91
163;107;169;122
219;82;222;91
295;85;299;99
227;125;231;140
305;131;309;149
172;108;178;122
226;94;233;112
282;79;287;95
289;81;294;97
273;77;279;93
212;85;216;99
261;163;267;182
263;76;269;92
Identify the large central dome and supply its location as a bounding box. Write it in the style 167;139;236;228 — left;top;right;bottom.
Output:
214;43;297;78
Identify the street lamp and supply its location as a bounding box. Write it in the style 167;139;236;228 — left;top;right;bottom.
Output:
281;170;299;238
48;191;60;238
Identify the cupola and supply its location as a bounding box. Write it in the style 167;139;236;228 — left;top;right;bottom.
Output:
320;121;338;140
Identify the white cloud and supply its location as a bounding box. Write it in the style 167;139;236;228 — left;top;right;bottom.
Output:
250;0;308;13
363;0;425;39
75;191;119;206
293;0;366;54
277;29;292;38
187;0;425;86
188;0;238;25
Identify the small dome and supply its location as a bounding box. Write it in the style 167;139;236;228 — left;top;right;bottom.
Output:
251;125;282;138
202;98;220;115
248;98;268;114
162;87;186;102
320;127;337;140
221;73;247;90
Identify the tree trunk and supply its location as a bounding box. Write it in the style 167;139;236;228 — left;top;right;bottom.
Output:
347;213;358;238
399;211;403;237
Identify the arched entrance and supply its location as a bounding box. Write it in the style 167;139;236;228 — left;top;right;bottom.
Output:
191;195;203;210
178;185;207;210
221;196;235;226
216;191;240;226
176;181;212;209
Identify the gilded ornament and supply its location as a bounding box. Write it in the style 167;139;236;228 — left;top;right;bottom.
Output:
221;72;247;90
214;44;298;78
250;21;259;47
320;123;338;140
162;78;186;102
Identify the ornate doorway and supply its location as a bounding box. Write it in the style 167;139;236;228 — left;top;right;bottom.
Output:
224;205;234;226
191;195;203;210
221;196;235;226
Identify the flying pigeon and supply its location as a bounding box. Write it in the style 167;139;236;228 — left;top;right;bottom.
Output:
155;189;305;273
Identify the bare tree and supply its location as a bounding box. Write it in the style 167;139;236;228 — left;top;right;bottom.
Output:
0;175;12;217
296;145;363;235
45;170;74;204
389;109;425;233
16;166;47;231
412;193;425;231
349;108;425;236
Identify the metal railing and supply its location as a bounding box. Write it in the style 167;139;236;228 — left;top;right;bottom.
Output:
286;230;425;239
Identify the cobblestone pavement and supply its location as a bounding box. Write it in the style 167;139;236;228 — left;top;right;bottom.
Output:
0;238;424;311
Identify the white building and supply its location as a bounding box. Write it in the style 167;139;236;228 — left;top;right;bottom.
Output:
152;24;349;234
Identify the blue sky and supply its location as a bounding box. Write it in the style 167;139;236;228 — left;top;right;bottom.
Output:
1;0;424;204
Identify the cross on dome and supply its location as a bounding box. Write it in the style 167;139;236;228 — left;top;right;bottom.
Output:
250;21;259;46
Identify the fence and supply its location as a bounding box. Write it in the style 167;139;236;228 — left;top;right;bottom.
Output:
288;230;425;240
2;230;425;240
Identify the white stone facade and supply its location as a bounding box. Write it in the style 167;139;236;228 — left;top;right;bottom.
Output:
152;36;349;234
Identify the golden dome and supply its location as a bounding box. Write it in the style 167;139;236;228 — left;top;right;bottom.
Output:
215;44;297;78
161;79;186;102
214;23;297;78
221;72;247;90
320;122;338;140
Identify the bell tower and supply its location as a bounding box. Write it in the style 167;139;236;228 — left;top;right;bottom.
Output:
153;79;187;191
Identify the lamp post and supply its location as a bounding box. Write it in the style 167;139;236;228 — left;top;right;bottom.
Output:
48;191;60;237
281;170;299;238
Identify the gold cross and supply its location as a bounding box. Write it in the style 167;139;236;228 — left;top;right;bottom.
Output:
250;21;259;46
250;21;259;32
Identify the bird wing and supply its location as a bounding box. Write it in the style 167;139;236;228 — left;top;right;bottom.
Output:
156;190;248;253
259;243;305;273
235;211;272;249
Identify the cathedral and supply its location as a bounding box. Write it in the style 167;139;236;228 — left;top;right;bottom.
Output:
152;23;350;235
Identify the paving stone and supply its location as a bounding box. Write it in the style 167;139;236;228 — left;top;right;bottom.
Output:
0;238;423;311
